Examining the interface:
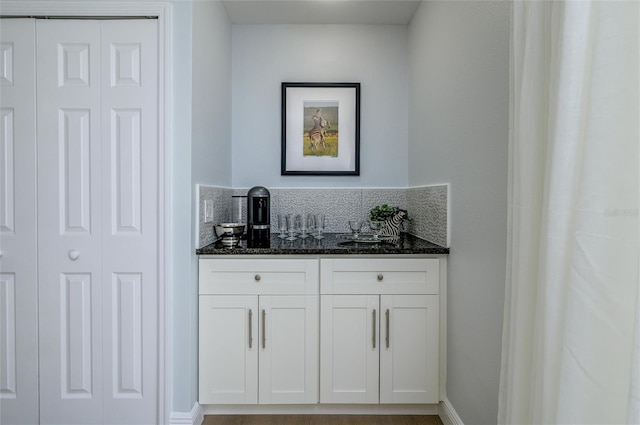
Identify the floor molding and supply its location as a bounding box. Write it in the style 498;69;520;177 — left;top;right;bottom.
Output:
202;404;439;415
170;402;204;425
438;398;464;425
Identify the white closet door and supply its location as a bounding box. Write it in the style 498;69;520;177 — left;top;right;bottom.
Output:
36;20;104;424
36;19;159;424
0;18;39;425
100;19;158;424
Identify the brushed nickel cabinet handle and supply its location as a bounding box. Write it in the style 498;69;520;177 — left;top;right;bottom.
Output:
248;309;253;349
372;309;377;349
262;309;266;349
377;274;384;281
385;309;390;348
254;274;261;282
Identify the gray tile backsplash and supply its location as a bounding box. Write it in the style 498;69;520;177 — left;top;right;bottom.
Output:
408;185;449;247
198;184;449;248
197;185;233;247
273;188;362;234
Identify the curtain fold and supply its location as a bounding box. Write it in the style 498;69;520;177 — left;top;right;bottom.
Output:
499;1;639;424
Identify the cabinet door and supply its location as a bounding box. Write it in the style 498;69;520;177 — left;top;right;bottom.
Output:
320;295;379;404
199;296;258;404
259;295;318;404
380;295;439;404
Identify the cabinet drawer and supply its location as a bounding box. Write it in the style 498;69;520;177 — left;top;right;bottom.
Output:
199;258;318;295
320;258;439;295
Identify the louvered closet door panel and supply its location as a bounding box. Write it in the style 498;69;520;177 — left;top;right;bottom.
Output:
0;18;39;425
100;19;158;424
36;20;104;424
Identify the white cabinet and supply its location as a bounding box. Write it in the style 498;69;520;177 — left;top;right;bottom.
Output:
320;295;380;404
198;256;445;410
320;258;440;404
199;259;319;405
379;295;439;404
199;295;258;404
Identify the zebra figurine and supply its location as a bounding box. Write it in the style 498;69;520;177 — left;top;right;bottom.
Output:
378;210;407;237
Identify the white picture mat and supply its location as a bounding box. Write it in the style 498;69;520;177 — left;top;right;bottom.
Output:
284;86;357;173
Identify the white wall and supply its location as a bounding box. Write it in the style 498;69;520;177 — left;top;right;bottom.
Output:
171;0;233;415
169;0;195;415
192;1;232;188
231;24;409;188
408;2;510;424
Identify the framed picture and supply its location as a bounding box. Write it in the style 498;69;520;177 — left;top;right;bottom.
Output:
281;82;360;175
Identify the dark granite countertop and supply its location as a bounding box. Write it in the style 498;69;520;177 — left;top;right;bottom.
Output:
196;233;449;256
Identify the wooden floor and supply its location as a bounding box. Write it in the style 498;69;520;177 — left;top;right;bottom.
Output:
203;415;443;425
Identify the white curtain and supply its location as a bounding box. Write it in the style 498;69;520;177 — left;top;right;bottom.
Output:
499;1;639;424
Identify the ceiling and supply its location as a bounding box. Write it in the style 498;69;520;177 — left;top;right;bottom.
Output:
221;0;422;25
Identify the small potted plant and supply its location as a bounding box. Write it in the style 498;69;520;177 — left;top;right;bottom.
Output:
368;204;410;237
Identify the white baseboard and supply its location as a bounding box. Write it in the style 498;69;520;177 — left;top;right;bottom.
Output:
202;404;439;415
170;402;204;425
438;398;464;425
174;401;456;424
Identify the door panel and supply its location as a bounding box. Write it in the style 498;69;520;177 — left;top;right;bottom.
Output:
37;19;104;424
320;295;379;404
36;19;159;424
380;295;439;404
60;273;94;398
199;295;259;404
0;18;39;425
100;19;158;424
259;296;318;404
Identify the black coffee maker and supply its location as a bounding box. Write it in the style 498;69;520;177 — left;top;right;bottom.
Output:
247;186;270;245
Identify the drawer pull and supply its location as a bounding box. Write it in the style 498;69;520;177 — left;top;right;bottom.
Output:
254;274;261;282
377;274;384;281
372;309;377;349
385;309;390;348
262;309;266;349
248;309;253;348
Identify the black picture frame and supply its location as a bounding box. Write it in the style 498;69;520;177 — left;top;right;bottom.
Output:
281;82;360;176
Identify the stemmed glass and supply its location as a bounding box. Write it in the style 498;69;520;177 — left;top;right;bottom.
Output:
314;214;326;239
368;220;385;240
285;214;298;241
298;214;311;239
306;214;315;237
277;214;288;239
349;219;363;239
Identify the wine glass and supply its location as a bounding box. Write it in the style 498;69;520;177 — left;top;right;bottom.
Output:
368;220;385;239
307;214;316;236
314;214;326;239
349;219;363;239
277;214;288;239
285;214;298;241
299;213;311;239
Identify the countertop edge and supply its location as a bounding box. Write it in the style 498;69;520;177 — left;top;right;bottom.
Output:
195;233;450;256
